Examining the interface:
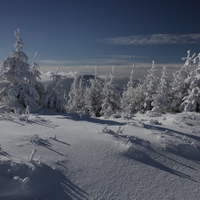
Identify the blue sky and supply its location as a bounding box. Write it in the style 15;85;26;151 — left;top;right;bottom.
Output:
1;0;200;77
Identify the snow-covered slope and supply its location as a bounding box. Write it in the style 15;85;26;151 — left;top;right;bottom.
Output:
0;111;200;199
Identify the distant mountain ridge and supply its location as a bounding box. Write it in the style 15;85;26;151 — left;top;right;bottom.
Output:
41;73;131;95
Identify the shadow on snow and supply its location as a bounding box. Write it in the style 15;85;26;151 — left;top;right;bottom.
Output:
0;161;88;200
29;138;67;157
123;137;197;182
56;113;125;126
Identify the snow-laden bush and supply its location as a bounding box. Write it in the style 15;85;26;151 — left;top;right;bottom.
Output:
0;111;13;121
146;110;161;117
28;134;41;143
28;149;37;161
13;176;30;191
149;119;162;125
98;124;109;133
116;126;124;135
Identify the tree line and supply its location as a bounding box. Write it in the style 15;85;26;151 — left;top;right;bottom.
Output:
1;29;200;117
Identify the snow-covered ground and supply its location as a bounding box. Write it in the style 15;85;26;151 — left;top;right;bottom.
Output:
0;111;200;200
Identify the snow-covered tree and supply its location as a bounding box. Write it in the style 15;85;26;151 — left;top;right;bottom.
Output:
179;87;200;112
181;50;196;74
179;52;200;112
30;52;44;105
152;66;171;113
121;66;139;115
143;61;159;110
84;67;103;117
0;29;43;113
170;50;195;112
42;67;66;113
126;65;137;88
67;72;85;113
170;70;188;111
101;68;121;117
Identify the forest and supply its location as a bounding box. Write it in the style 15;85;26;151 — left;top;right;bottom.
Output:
1;29;200;117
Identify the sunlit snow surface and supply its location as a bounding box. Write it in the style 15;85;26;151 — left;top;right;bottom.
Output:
0;111;200;199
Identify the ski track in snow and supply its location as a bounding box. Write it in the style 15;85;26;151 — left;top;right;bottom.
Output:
0;112;200;199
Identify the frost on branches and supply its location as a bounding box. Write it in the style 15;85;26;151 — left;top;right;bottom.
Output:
170;50;196;112
178;52;200;112
101;68;121;117
143;61;159;111
152;66;170;113
121;67;142;115
31;52;44;103
0;29;43;113
42;67;66;113
67;72;85;114
84;67;103;117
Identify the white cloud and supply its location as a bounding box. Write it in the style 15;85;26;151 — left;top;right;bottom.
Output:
38;60;67;65
38;59;79;66
39;61;184;80
40;71;74;82
100;33;200;45
105;55;149;59
38;56;146;68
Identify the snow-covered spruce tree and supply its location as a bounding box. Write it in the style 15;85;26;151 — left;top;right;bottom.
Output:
170;50;195;112
179;52;200;112
131;81;146;113
179;87;200;112
42;67;66;113
84;67;103;117
143;61;159;111
67;72;85;113
121;66;138;116
126;65;137;88
100;67;121;117
152;66;171;113
30;52;44;106
0;29;43;113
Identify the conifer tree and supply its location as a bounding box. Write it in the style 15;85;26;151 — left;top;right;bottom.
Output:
67;72;85;113
179;52;200;112
0;29;43;113
121;66;138;115
152;66;170;113
143;61;159;110
42;67;66;113
126;65;137;88
84;67;103;117
31;52;44;105
101;67;121;117
170;50;195;111
179;87;200;112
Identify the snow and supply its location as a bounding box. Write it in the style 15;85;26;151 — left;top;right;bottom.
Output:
0;111;200;199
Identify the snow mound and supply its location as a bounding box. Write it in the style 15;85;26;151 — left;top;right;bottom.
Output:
0;160;88;200
161;134;200;160
124;114;200;161
124;136;151;162
174;112;200;127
